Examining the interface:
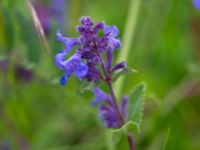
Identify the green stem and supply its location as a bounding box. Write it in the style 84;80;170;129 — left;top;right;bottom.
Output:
100;60;134;150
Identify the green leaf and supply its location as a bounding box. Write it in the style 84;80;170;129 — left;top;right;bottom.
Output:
112;67;137;82
126;82;146;131
108;82;146;146
4;9;14;52
80;81;101;93
111;121;139;144
17;12;41;63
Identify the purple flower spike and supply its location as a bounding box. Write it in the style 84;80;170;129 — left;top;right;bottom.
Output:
193;0;200;10
54;17;132;131
55;17;122;85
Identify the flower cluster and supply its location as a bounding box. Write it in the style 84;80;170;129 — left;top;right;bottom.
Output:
91;88;127;128
55;16;127;128
55;16;122;84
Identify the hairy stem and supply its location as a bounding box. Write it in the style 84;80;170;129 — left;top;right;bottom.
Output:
100;61;134;150
127;133;135;150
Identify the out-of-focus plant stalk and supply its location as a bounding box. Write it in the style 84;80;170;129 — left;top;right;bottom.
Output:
114;0;141;98
27;1;51;57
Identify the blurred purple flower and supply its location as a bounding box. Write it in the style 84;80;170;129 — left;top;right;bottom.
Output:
33;3;51;34
14;65;33;82
33;0;67;35
0;60;9;72
0;59;33;83
193;0;200;10
0;141;10;150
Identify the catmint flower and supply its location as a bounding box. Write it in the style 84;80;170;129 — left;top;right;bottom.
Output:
55;52;88;85
54;16;128;129
55;16;121;84
91;87;118;128
54;17;136;149
0;59;33;82
14;65;33;82
91;88;127;128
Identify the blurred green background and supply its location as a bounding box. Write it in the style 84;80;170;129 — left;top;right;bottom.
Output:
0;0;200;149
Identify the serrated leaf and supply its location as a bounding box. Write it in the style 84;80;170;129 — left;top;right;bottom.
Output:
112;67;137;82
111;121;139;144
126;82;146;131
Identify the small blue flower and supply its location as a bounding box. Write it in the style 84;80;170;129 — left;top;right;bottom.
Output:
56;31;80;53
60;74;68;86
55;52;88;85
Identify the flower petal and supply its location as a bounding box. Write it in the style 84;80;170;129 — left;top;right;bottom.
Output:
103;25;119;37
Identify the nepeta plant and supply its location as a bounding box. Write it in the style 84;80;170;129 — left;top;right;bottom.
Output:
55;16;146;150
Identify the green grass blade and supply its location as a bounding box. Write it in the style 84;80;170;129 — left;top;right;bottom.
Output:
114;0;141;98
